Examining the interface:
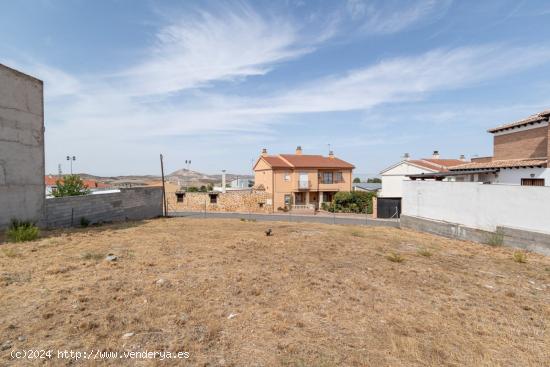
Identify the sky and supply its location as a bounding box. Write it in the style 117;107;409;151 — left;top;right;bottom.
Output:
2;0;550;177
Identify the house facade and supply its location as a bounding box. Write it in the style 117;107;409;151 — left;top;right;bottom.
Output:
449;110;550;186
379;151;465;197
253;146;354;210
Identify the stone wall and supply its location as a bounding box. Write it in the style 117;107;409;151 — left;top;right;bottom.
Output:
0;64;45;229
45;187;162;227
167;190;273;213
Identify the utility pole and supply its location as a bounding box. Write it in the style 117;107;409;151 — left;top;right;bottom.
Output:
160;154;167;217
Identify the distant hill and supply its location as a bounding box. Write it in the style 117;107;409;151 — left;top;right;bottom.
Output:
167;169;253;186
57;170;253;188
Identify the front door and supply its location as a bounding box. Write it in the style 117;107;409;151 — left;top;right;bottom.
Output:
295;192;305;205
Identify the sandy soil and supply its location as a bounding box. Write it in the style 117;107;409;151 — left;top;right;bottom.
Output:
1;218;549;366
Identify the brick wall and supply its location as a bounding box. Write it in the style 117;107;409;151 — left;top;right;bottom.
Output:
493;126;548;160
167;190;273;213
45;187;162;227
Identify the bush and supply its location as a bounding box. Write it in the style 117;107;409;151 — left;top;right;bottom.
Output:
52;175;90;197
186;187;199;192
386;252;404;263
485;229;504;246
328;191;376;214
513;251;527;263
80;217;90;227
7;219;39;242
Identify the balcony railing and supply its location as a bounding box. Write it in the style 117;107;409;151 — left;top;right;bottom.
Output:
297;180;310;190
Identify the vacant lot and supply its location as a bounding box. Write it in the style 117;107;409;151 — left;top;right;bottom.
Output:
1;218;549;366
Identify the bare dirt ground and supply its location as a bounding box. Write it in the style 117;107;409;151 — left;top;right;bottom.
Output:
1;218;549;366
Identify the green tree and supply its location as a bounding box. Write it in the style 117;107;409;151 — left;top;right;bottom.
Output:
353;177;361;183
367;178;382;183
199;185;207;192
52;175;90;197
187;186;199;192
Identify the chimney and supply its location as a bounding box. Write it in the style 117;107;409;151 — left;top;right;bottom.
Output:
459;154;466;161
261;148;267;157
295;146;302;155
328;150;334;159
222;170;226;193
432;150;440;159
403;153;410;161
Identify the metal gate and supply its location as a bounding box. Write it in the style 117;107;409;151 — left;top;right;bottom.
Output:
377;198;401;218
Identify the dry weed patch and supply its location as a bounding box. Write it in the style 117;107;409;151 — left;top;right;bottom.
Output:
0;218;549;366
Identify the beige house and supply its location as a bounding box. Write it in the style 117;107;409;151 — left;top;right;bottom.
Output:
253;146;355;211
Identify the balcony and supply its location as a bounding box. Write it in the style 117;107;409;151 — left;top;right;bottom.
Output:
296;179;311;190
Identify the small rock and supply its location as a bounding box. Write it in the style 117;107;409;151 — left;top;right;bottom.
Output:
105;254;118;262
484;285;494;289
155;278;170;287
1;341;12;351
17;336;26;342
122;332;134;338
227;313;238;320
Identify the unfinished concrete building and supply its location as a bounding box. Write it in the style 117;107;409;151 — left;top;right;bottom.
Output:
0;64;45;228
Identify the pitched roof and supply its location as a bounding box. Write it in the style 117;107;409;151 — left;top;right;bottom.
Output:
487;109;550;133
261;156;292;168
408;159;464;172
279;154;355;169
45;175;110;188
449;158;547;170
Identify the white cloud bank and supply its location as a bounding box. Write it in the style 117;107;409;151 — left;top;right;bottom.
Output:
9;3;550;174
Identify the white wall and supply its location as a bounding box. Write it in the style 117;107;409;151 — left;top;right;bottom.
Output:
380;162;433;197
495;167;550;185
403;181;550;234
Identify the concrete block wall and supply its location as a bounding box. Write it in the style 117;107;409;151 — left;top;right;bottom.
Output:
45;187;162;227
167;190;273;213
401;215;550;256
0;64;45;229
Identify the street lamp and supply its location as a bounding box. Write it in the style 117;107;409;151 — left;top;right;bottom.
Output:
184;159;191;189
66;155;76;174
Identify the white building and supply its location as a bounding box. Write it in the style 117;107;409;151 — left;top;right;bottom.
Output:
447;110;550;186
379;152;465;198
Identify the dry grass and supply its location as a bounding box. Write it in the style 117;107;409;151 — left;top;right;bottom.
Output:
1;218;549;366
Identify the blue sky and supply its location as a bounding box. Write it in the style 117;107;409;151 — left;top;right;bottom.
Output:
2;0;550;177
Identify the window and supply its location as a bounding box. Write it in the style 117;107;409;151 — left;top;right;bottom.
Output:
176;192;185;203
322;172;333;184
284;194;292;206
209;193;218;204
284;171;291;181
521;178;545;186
334;172;343;183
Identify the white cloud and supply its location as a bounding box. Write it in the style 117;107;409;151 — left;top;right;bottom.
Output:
348;0;452;35
114;5;310;97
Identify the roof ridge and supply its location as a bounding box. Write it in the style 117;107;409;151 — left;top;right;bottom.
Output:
277;155;295;168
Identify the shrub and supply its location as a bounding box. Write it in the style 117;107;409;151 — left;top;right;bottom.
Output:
386;252;404;263
484;229;504;246
52;175;90;197
186;186;199;192
513;251;527;263
7;219;39;242
331;191;376;214
80;217;90;227
417;248;432;257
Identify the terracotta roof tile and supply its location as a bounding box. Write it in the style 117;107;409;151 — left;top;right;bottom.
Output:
261;156;292;168
279;154;355;169
487;109;550;133
450;159;547;170
408;159;465;172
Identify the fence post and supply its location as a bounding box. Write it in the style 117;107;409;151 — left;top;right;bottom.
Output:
333;210;335;225
204;200;206;218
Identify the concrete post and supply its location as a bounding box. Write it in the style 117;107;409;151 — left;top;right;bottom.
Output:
222;170;226;193
372;196;378;219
